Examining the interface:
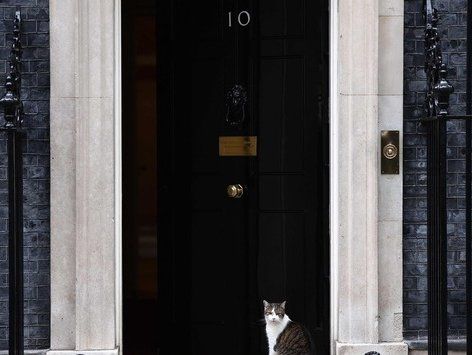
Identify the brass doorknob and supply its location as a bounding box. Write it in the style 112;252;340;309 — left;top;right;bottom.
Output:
227;184;244;198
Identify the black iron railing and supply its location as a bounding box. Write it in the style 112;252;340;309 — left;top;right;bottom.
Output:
0;10;25;355
422;0;472;353
422;2;451;353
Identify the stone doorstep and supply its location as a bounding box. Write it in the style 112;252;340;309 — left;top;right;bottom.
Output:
336;342;409;355
47;350;119;355
0;350;118;355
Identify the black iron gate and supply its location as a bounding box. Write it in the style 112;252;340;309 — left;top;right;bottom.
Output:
422;0;472;353
0;10;25;355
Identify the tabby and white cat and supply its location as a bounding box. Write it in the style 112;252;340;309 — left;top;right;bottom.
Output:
263;300;313;355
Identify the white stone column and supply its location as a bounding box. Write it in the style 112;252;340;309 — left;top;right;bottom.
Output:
336;0;380;345
49;0;121;353
378;0;404;343
332;0;407;352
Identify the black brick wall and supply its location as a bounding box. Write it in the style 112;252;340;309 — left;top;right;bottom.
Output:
0;0;49;350
404;0;467;341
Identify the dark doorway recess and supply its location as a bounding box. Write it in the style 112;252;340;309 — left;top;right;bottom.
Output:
124;0;330;354
122;0;158;354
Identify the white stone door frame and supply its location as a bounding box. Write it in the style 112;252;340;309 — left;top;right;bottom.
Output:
49;0;121;353
329;0;339;351
331;0;407;353
47;0;407;354
114;1;123;353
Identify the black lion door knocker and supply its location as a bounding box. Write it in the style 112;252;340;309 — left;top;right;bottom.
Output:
225;84;247;126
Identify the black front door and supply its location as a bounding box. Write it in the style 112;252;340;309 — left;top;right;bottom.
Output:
157;0;329;354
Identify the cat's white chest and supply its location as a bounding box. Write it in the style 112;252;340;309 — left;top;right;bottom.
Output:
265;318;289;355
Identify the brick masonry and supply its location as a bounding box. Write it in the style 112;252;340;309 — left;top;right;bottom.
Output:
404;0;468;341
0;0;49;350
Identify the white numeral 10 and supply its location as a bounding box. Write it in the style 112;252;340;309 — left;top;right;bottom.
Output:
228;11;251;27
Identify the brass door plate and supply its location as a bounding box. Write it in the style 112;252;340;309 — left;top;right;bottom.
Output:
219;136;257;156
381;130;399;174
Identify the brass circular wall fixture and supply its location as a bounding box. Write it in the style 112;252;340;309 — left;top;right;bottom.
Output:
383;143;398;160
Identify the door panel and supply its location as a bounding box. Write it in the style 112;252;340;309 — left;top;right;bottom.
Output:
259;0;305;36
259;175;307;210
157;0;329;353
259;58;305;173
255;1;328;350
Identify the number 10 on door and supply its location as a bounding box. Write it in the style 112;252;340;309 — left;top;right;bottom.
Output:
228;11;251;27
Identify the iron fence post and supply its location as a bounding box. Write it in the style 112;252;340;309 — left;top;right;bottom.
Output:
426;116;448;355
6;129;24;355
0;10;24;354
423;1;453;353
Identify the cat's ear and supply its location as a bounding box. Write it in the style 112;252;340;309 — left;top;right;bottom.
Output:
281;301;286;309
263;300;269;307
